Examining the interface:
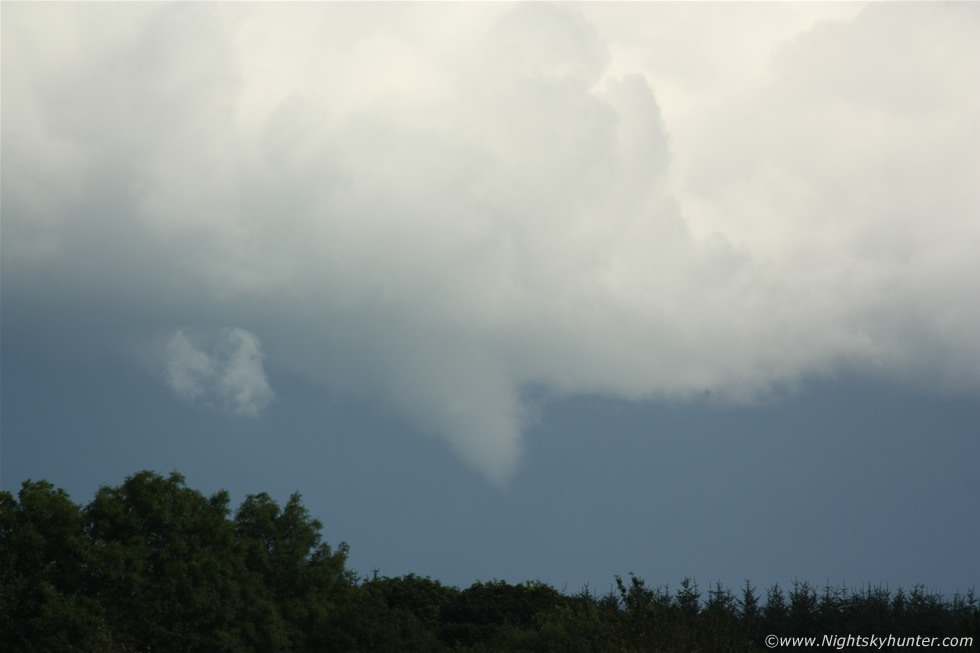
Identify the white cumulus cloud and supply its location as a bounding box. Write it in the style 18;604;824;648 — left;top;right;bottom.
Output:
165;328;275;418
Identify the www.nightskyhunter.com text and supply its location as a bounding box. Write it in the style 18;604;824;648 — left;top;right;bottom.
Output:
765;634;974;649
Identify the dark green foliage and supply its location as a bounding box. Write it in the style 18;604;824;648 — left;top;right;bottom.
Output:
817;582;845;635
441;579;563;648
764;582;789;634
0;481;102;652
2;471;977;652
1;472;351;653
365;572;456;631
788;579;819;636
83;471;246;651
334;572;454;652
738;580;761;631
232;491;350;652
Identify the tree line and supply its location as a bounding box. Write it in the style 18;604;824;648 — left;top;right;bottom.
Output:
1;471;976;652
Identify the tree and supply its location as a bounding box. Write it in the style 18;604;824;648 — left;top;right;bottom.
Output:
441;579;562;649
703;580;739;650
738;580;760;629
788;579;818;636
4;469;978;651
233;491;351;652
365;572;456;630
817;582;845;635
763;583;788;634
675;577;701;623
83;470;244;652
0;481;101;652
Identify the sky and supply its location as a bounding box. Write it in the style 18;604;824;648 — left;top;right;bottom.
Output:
2;1;979;597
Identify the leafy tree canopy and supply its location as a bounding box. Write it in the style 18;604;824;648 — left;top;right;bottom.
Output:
2;471;976;652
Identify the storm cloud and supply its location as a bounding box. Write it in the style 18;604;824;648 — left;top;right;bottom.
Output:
3;2;978;484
